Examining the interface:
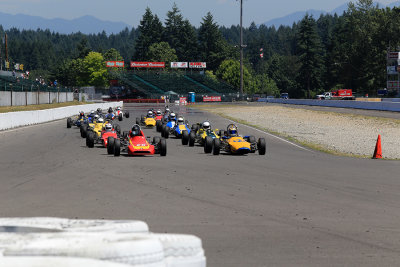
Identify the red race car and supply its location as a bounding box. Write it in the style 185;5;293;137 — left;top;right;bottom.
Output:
110;125;167;156
101;123;120;148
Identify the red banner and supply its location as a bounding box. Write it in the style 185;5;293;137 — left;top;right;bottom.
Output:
203;96;221;102
189;62;206;68
130;62;165;68
106;61;124;67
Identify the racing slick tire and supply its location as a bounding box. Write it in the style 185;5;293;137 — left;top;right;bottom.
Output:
189;132;196;147
153;136;161;145
141;115;145;123
213;138;221;155
163;126;170;139
67;118;72;128
81;125;87;138
87;132;95;148
125;111;130;118
156;121;162;132
204;136;213;154
136;118;140;125
182;130;189;145
248;136;256;144
107;137;115;155
114;139;121;157
160;139;167;156
114;124;121;135
122;131;129;138
118;113;123;121
258;138;266;155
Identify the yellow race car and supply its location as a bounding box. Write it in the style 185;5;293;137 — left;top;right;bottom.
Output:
184;121;220;147
136;110;157;127
207;124;266;155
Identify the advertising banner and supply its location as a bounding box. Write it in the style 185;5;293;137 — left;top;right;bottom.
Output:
203;96;221;102
387;66;397;75
388;52;400;59
189;62;206;68
387;81;399;89
106;61;124;67
179;97;187;105
171;62;188;68
130;62;165;68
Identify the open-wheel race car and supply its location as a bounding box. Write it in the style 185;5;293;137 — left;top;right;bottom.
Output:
206;124;266;155
160;116;191;139
85;118;121;148
136;110;157;127
110;124;167;157
67;111;89;128
115;106;129;121
183;121;220;146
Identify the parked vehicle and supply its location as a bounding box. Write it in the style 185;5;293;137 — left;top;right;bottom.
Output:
316;89;355;100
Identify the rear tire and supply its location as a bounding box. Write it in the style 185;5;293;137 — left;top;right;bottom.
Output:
114;139;121;156
160;139;167;156
156;121;162;132
189;131;196;147
182;130;189;145
67;118;72;128
191;124;199;132
248;136;256;144
87;131;94;148
107;137;115;154
213;138;221;155
125;111;130;118
204;136;213;153
258;138;266;155
81;125;87;138
136;118;140;125
118;113;123;121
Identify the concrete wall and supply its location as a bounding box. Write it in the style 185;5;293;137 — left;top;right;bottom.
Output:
0;101;123;131
259;98;400;112
0;91;75;106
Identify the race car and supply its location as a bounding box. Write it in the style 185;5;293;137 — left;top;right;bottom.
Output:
207;124;266;155
66;111;87;128
115;106;130;121
136;110;157;127
111;124;167;157
86;122;121;148
161;116;191;139
183;121;220;146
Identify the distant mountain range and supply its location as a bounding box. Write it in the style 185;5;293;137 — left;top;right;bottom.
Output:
0;12;131;34
262;1;400;28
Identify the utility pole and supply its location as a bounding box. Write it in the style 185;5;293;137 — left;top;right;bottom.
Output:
239;0;244;96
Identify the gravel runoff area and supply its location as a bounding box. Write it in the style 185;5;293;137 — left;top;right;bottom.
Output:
203;104;400;159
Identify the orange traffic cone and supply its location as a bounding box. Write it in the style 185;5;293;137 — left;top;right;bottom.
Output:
372;135;382;159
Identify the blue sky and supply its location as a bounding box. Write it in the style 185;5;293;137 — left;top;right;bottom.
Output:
0;0;396;27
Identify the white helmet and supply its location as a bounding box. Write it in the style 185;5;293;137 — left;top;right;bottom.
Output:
178;117;184;123
97;118;104;123
156;110;162;116
166;108;170;112
147;111;153;117
90;110;95;115
94;114;99;120
105;123;112;131
117;107;121;110
170;113;176;120
203;121;211;130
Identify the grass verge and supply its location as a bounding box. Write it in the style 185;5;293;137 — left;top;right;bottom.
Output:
0;101;92;113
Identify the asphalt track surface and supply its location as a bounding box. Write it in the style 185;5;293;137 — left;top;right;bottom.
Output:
1;103;400;266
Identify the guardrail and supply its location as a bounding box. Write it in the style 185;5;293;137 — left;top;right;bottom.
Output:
0;101;123;131
259;98;400;112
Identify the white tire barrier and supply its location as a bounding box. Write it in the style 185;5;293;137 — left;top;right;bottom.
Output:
0;217;206;267
0;232;166;267
0;256;133;267
0;217;149;233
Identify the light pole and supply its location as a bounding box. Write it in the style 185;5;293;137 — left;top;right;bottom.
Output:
239;0;244;97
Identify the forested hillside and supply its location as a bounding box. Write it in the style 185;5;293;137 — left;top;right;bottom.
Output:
0;0;399;97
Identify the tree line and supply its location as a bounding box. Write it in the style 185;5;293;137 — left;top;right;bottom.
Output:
0;0;398;97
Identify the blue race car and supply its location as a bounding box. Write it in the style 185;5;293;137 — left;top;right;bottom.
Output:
161;116;191;139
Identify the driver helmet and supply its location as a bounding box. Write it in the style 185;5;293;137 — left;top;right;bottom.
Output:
94;114;99;120
131;124;141;137
170;113;176;120
79;111;84;117
97;117;104;123
203;121;211;130
97;108;102;114
156;110;162;116
90;110;95;116
147;110;153;117
105;123;113;131
177;117;184;124
165;108;170;113
227;124;238;136
108;107;113;113
117;106;121;111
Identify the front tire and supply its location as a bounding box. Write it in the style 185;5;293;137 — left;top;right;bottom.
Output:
107;137;115;154
163;126;170;139
213;138;220;155
81;125;87;138
204;136;213;153
87;131;95;148
182;130;189;145
118;113;123;121
160;139;167;156
114;139;121;156
258;138;266;155
156;121;162;132
125;111;130;118
67;118;72;128
189;131;196;147
136;118;140;125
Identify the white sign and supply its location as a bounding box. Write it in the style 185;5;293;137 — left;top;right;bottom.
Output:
170;62;188;68
388;52;400;59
